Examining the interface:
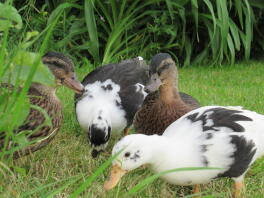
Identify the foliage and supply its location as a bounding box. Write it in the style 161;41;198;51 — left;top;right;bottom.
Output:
12;0;264;66
1;1;264;198
0;1;61;162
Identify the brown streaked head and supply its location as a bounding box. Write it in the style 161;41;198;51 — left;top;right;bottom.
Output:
42;52;84;94
145;53;178;93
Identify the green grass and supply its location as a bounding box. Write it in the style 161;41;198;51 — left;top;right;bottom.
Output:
1;61;264;197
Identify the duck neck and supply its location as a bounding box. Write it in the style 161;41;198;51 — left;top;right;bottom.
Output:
142;135;170;161
159;77;182;104
147;135;194;171
31;82;59;102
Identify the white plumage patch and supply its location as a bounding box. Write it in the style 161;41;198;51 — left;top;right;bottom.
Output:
134;83;148;98
111;105;264;186
76;79;127;134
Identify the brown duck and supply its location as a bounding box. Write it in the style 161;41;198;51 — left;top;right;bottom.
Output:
133;53;200;135
0;52;83;158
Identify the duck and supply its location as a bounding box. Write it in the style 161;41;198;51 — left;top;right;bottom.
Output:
75;57;149;158
133;53;200;135
104;106;264;197
0;52;83;159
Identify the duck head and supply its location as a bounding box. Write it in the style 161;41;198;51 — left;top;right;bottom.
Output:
88;110;112;158
104;134;153;190
145;53;178;93
42;52;84;94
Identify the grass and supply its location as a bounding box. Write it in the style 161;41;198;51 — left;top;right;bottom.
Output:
1;61;264;197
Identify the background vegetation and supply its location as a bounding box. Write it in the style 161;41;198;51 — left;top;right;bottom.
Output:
10;0;264;65
0;0;264;197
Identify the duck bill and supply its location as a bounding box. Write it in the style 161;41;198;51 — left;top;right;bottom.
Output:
104;165;127;190
145;73;162;93
63;78;84;94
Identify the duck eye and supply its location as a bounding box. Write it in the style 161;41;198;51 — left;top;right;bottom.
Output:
124;152;130;157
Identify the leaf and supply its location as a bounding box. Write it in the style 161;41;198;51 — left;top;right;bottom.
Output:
2;51;54;86
0;3;22;30
0;88;30;132
84;0;100;63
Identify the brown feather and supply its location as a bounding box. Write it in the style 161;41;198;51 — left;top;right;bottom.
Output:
0;52;82;159
133;54;200;135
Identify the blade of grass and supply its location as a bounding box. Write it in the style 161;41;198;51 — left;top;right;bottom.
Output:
69;150;123;198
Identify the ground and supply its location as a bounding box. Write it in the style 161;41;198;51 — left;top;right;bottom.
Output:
1;61;264;198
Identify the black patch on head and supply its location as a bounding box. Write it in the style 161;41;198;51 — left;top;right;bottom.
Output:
130;150;140;162
101;84;113;91
88;124;110;146
150;53;172;74
108;126;111;133
186;107;253;132
89;95;93;98
218;135;256;178
98;116;102;120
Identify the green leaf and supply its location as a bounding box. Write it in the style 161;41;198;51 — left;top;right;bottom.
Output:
0;3;22;30
2;51;54;86
84;0;100;63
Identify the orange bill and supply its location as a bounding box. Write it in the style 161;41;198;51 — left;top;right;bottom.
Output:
104;164;127;190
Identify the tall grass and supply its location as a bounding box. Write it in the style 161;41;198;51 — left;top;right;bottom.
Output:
0;0;67;166
13;0;264;65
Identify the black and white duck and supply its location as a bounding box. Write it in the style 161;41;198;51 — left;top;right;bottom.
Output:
134;53;200;135
0;52;83;158
104;106;264;197
75;57;148;158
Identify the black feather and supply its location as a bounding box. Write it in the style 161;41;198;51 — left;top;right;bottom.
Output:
187;107;253;132
218;135;256;178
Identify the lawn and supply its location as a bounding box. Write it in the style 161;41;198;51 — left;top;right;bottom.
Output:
1;61;264;198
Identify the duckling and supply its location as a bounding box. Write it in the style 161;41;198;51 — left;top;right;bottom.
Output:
0;52;83;158
104;106;264;198
134;53;200;135
75;57;148;158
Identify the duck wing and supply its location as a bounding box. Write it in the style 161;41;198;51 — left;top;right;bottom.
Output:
179;92;200;109
75;57;149;101
0;85;62;158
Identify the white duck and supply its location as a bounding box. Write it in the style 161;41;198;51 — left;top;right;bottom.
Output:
104;106;264;197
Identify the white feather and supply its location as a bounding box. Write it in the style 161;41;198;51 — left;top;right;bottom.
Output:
76;80;127;135
112;106;264;185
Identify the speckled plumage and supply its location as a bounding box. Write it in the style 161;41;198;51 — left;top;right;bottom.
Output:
75;57;148;157
106;106;264;197
0;52;83;158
